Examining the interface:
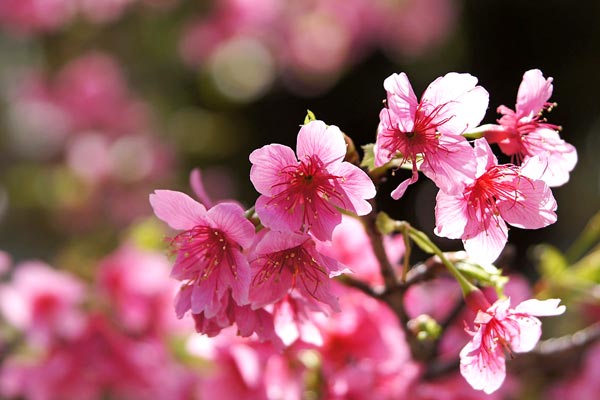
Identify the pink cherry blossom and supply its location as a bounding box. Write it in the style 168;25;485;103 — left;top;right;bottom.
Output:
316;284;420;399
185;287;281;345
434;139;557;265
97;243;185;335
0;261;85;346
485;69;577;187
249;119;375;241
149;189;255;319
249;229;347;312
375;72;488;198
460;294;565;394
0;314;197;400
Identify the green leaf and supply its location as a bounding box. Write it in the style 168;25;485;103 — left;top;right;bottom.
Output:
375;211;397;235
304;109;317;124
360;143;376;170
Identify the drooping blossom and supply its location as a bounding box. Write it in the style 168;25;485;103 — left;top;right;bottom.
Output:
149;189;255;319
0;261;85;346
184;286;281;345
434;139;557;265
484;69;577;187
250;119;375;241
249;229;347;312
460;291;565;394
375;72;488;198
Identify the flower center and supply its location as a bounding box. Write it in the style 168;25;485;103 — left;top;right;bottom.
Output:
171;226;237;281
270;155;344;226
253;245;327;298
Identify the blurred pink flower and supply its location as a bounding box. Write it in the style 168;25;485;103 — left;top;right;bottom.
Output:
187;332;304;400
315;214;404;286
150;190;255;318
270;293;324;346
0;0;74;35
186;288;281;345
249;229;347;312
97;243;185;335
0;261;85;346
547;342;600;400
485;69;577;187
0;314;197;400
460;293;565;394
316;285;420;399
435;139;557;265
55;52;149;136
250;120;375;241
375;72;488;198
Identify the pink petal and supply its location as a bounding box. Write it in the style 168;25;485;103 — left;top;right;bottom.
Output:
250;267;294;309
390;168;419;200
514;298;566;317
255;230;309;255
296;120;346;167
459;329;507;394
189;168;213;208
254;195;304;234
207;202;255;248
330;162;375;216
509;314;542;353
250;143;298;196
434;190;469;239
473;138;498;177
422;72;489;136
522;129;578;187
497;177;557;229
306;197;343;241
174;285;192;318
218;250;250;306
516;69;553;119
383;72;418;123
191;277;217;315
149;190;207;230
421;135;476;195
463;215;508;265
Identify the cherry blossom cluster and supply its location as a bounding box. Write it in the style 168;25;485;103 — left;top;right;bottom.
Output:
151;69;575;394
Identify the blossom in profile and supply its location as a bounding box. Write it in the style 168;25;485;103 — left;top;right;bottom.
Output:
460;293;565;394
484;69;577;187
249;120;375;241
149;190;255;318
375;72;488;198
249;229;347;312
434;139;557;265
